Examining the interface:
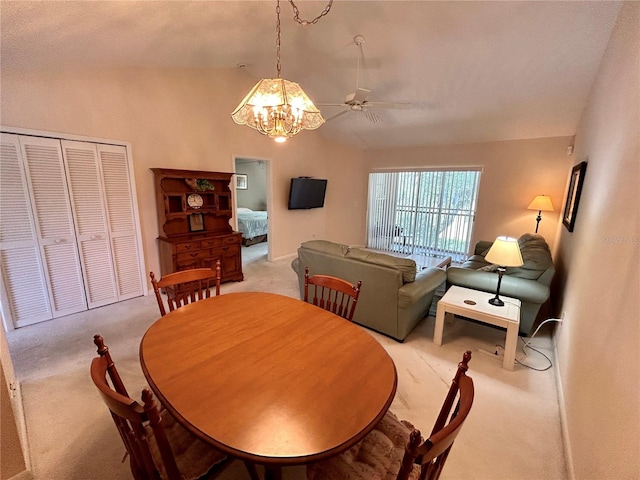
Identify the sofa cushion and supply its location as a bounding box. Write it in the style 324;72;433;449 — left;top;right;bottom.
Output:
347;248;417;283
505;233;553;280
301;240;350;257
462;255;491;270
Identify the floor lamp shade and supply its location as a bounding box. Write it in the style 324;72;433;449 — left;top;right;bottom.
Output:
527;195;554;233
485;236;523;306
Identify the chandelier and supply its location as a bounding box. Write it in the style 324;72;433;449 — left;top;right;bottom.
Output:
231;0;332;143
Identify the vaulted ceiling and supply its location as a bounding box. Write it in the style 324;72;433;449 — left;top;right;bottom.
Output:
1;1;622;150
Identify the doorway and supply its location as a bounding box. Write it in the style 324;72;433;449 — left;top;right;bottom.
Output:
234;157;271;264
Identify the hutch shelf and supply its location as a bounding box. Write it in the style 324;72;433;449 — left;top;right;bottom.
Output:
151;168;243;283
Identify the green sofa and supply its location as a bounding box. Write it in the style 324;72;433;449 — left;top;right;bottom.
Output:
291;240;447;341
446;233;555;336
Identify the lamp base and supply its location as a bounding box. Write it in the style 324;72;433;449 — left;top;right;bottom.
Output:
488;297;504;307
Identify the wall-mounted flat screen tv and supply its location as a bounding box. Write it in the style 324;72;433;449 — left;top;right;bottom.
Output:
288;177;328;210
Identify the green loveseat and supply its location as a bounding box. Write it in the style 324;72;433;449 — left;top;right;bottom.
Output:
291;240;447;341
446;233;555;336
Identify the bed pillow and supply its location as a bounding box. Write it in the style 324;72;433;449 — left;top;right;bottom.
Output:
236;207;253;213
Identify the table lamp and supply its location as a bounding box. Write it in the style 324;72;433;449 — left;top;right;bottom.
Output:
527;195;554;233
484;236;523;307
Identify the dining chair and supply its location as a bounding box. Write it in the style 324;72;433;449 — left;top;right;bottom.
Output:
307;351;474;480
90;334;232;480
304;266;362;321
150;261;221;317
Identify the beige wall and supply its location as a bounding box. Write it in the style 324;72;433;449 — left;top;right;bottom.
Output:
0;67;366;276
366;136;574;254
2;10;638;476
554;3;639;478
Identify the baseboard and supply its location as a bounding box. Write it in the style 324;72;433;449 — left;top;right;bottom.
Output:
553;334;575;480
9;470;34;480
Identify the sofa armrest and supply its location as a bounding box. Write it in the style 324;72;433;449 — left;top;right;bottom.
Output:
447;266;550;304
291;257;301;275
398;267;447;307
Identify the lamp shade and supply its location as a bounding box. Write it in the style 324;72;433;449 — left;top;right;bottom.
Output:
527;195;554;212
485;236;524;267
231;78;325;142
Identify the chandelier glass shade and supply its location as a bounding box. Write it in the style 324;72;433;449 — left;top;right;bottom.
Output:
231;77;324;142
231;0;329;142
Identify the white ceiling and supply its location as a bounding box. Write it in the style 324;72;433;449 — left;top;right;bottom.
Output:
1;1;622;150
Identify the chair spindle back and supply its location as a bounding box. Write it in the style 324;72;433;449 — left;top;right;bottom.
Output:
304;267;362;321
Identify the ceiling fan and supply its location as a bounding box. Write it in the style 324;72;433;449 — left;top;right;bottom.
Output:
318;35;412;124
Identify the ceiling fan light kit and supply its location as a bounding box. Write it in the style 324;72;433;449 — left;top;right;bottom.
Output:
231;0;332;142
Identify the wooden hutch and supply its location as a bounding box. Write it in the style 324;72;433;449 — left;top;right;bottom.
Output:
151;168;243;283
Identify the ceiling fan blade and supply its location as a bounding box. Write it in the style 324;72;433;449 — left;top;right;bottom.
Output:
324;109;351;122
364;102;412;110
363;109;383;124
317;103;349;107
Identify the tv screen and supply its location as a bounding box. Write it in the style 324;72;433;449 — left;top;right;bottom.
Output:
288;177;328;210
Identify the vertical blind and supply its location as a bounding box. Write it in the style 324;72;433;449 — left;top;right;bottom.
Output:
366;169;481;261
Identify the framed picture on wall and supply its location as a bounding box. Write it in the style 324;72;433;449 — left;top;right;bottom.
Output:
562;161;587;232
236;174;248;190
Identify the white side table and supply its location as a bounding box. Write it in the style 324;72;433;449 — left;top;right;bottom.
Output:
434;286;521;370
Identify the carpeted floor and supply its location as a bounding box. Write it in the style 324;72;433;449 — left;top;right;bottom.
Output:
6;241;567;479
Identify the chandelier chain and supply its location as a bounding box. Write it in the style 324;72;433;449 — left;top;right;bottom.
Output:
276;0;332;77
276;0;282;77
288;0;333;26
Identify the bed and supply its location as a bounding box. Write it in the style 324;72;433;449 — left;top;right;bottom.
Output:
236;207;268;246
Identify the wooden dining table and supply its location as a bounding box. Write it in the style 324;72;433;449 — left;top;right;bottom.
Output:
139;291;397;480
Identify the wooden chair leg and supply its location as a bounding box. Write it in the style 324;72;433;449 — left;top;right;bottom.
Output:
243;460;261;480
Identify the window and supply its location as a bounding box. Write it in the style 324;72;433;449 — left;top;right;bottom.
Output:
366;169;481;261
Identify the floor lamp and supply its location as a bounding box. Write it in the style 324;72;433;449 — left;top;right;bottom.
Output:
484;236;523;306
527;195;554;233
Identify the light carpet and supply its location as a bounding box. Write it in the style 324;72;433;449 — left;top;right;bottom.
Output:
6;242;567;479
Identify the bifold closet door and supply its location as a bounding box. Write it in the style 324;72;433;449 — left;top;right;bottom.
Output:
97;144;144;300
17;135;88;321
0;134;52;327
62;140;119;308
62;140;143;306
1;133;144;328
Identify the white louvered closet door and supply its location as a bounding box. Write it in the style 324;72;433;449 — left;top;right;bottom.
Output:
97;144;143;300
18;136;87;318
62;140;119;308
0;134;52;327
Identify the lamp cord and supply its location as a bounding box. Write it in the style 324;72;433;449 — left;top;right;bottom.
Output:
494;318;562;371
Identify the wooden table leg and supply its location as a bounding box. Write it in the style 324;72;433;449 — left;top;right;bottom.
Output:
264;465;282;480
503;321;518;371
434;305;447;345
